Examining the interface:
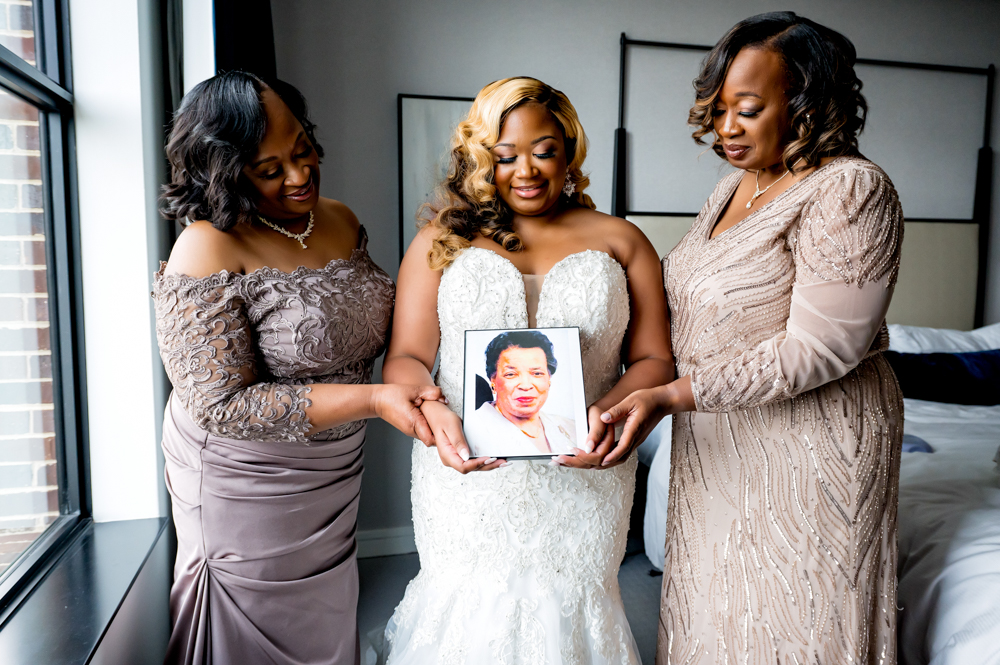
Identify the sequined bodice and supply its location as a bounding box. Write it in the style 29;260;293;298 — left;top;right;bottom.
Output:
153;228;394;442
664;156;901;412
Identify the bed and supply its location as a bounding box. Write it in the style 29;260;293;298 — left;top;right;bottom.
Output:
641;323;1000;664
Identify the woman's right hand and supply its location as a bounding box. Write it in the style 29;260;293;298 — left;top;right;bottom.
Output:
370;384;447;448
420;400;505;474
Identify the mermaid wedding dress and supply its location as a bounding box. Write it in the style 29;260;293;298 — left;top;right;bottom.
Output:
382;247;641;665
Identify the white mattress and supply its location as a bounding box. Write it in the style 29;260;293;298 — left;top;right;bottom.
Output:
641;399;1000;665
897;398;1000;665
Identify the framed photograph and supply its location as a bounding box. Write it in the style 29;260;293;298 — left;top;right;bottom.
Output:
397;94;475;262
463;327;588;459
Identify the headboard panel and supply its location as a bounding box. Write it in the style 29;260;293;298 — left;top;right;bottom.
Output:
613;34;994;329
632;216;980;331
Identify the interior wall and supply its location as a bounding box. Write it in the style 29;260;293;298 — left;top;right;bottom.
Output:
271;0;1000;536
70;0;162;522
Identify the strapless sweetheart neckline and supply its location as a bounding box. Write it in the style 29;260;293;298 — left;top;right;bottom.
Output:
462;246;625;317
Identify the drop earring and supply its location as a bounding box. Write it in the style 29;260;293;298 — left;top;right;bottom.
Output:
562;172;575;197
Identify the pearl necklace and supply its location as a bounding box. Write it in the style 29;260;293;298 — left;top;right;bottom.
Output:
746;168;791;209
257;211;314;249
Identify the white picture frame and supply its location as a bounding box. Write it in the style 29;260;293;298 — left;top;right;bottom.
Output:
462;327;588;459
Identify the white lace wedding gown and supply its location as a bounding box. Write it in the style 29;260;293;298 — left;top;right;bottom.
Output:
382;247;641;665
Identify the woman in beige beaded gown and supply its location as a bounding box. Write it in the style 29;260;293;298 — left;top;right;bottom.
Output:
600;12;904;664
154;72;441;665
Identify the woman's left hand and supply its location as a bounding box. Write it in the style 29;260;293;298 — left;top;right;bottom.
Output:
552;405;618;469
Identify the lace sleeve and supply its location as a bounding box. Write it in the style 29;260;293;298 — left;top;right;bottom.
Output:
152;266;313;442
691;163;903;413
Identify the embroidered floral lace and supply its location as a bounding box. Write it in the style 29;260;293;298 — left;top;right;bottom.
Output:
152;228;394;443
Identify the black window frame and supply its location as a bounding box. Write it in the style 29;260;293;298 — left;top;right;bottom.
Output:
0;0;90;617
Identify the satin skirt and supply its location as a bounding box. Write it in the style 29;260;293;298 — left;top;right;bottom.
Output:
161;393;365;665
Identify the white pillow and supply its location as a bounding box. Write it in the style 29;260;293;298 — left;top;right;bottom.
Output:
887;322;1000;354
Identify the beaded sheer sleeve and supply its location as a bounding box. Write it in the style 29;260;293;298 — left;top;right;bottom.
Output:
689;162;903;413
153;269;313;443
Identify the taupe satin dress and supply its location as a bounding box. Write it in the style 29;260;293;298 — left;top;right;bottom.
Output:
152;228;394;665
659;158;904;664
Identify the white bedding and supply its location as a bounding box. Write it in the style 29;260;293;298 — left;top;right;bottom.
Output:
641;398;1000;665
897;398;1000;665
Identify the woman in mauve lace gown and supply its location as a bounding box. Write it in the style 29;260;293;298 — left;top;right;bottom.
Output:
153;72;442;665
601;13;905;665
378;77;675;664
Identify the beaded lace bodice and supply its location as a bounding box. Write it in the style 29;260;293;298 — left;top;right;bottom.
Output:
153;228;394;443
384;248;641;665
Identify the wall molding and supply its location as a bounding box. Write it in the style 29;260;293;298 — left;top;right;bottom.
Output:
357;526;416;559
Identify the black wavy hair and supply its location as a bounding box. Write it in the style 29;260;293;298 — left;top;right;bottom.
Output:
485;330;557;379
690;12;867;172
159;71;324;231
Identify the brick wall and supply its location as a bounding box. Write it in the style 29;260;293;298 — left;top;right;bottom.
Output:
0;0;56;574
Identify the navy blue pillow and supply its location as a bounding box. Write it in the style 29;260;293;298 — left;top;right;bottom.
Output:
901;434;934;453
884;349;1000;405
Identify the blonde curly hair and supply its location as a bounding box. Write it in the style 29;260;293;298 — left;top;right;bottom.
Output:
423;77;595;270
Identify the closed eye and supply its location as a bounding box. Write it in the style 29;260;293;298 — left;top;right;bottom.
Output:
497;156;516;164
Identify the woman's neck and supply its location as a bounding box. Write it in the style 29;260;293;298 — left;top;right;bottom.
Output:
511;198;569;233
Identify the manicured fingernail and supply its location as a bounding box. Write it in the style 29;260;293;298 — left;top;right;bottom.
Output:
585;442;594;453
459;450;470;462
486;457;497;464
601;459;611;466
443;397;449;404
601;413;612;422
500;461;513;467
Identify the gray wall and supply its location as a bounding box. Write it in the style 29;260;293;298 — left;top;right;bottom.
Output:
272;0;1000;534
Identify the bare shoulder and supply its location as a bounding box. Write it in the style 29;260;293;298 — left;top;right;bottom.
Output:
406;224;438;257
569;207;655;264
320;197;361;230
163;220;245;278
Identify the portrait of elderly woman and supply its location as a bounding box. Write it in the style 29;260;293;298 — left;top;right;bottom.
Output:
464;330;581;457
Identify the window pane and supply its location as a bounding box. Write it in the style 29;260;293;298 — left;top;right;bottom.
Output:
0;88;54;575
0;1;37;69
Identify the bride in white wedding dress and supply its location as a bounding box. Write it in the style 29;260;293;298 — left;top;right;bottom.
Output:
381;77;674;665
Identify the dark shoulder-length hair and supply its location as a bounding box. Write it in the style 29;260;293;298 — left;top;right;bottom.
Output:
690;12;867;172
159;71;324;231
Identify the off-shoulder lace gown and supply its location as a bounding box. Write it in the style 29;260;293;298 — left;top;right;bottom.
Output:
153;229;393;665
382;248;641;665
658;158;904;664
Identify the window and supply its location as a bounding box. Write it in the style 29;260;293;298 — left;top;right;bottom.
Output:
0;0;85;605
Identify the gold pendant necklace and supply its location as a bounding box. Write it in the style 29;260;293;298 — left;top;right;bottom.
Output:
258;211;315;249
746;168;790;209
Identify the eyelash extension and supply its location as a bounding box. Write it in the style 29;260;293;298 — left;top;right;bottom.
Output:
497;150;556;164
